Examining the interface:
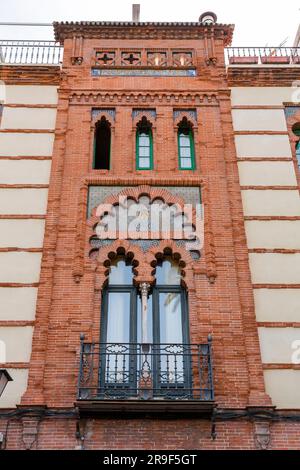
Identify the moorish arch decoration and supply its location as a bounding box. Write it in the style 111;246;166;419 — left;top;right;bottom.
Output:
92;238;195;292
73;183;217;285
173;110;198;129
87;185;203;264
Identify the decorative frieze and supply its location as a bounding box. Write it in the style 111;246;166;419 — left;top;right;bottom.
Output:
91;68;196;77
70;92;219;106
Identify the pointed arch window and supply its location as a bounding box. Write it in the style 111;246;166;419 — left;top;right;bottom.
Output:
293;127;300;169
93;117;111;170
136;117;153;170
177;118;195;170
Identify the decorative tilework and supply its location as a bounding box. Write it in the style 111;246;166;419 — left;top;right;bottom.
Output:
92;108;116;121
284;107;300;118
89;238;200;259
173;109;197;122
91;68;197;77
132;109;157;120
156;186;201;208
87;185;201;217
88;186;126;217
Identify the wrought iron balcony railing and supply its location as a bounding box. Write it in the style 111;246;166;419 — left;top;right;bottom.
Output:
77;339;214;405
0;40;63;65
226;47;300;65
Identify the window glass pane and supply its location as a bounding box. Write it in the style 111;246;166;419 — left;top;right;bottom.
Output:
159;293;183;343
180;158;192;169
139;134;150;146
138;157;150;168
179;135;190;147
156;258;181;285
106;292;131;383
106;292;130;343
109;258;133;285
159;292;184;383
139;146;150;157
137;294;153;344
296;141;300;168
180;147;191;157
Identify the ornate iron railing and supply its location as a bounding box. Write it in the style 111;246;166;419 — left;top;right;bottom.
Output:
226;47;300;65
77;338;214;402
0;40;63;65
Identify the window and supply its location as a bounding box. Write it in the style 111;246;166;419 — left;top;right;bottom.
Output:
100;256;190;397
296;141;300;169
293;128;300;169
93;117;111;170
136;117;153;170
177;118;195;170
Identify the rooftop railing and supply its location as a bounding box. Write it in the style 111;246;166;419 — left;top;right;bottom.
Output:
1;41;300;67
0;40;63;65
226;47;300;65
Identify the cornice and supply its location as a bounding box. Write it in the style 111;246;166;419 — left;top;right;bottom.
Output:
53;22;234;46
227;66;300;87
0;65;61;85
69;91;220;106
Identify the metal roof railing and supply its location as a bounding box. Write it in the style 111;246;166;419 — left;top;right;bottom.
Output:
0;40;63;65
226;47;300;65
1;41;300;67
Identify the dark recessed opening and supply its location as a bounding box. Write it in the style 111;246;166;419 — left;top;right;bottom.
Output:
94;118;111;170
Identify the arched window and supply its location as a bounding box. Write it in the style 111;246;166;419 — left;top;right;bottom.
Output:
154;257;188;346
293;126;300;169
136;117;153;170
93;117;111;170
100;255;190;397
102;257;135;345
177;118;195;170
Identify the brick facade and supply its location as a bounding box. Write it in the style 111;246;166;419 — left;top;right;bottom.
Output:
1;19;300;450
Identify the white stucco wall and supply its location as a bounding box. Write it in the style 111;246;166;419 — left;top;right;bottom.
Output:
0;327;33;362
0;189;48;215
0;287;38;321
232;109;287;131
249;253;300;284
235;135;292;158
0;133;55;157
0;220;45;248
1;107;57;130
4;85;58;105
264;370;300;409
238;161;297;186
0;252;42;283
241;190;300;216
0;159;51;185
245;220;300;249
0;369;29;408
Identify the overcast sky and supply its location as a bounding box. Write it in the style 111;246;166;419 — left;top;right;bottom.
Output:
0;0;299;46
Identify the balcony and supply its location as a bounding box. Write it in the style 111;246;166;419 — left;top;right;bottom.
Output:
226;47;300;66
77;339;214;417
0;40;63;65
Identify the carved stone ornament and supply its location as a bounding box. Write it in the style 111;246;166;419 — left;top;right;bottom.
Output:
254;422;271;450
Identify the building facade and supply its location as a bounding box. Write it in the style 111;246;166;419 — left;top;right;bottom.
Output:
0;12;300;450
